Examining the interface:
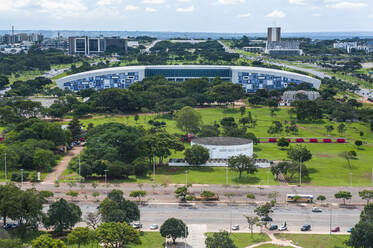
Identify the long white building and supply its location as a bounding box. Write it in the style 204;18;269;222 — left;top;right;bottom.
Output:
56;65;321;93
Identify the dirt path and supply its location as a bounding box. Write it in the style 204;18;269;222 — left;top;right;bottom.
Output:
42;145;84;184
246;231;303;248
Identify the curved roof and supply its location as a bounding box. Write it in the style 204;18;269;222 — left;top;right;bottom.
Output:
56;65;321;89
192;137;253;146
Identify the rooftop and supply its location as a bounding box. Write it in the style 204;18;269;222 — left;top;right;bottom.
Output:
192;137;252;146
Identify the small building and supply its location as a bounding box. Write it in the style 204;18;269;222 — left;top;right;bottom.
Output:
280;90;320;106
191;137;253;159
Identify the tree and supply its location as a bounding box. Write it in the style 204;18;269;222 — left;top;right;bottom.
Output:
66;227;92;248
325;125;334;135
199;125;220;137
337;123;346;135
239;106;246;116
200;191;216;200
33;148;55;172
134;114;139;123
129;190;147;204
32;235;66;248
228;154;257;178
355;140;363;149
245;216;259;238
84;212;101;229
317;195;326;204
175;106;202;133
96;222;141;248
359;190;373;204
184;145;210;166
43;198;82;235
175;186;189;202
160;218;188;244
98;189;140;223
205;231;237;248
334;191;352;205
339;151;355;168
0;184;22;225
68;118;82;141
277;138;289;149
287;145;312;163
347;203;373;247
254;202;274;219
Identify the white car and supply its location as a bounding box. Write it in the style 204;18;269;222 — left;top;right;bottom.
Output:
279;225;288;231
312;207;322;213
150;224;159;230
232;224;240;231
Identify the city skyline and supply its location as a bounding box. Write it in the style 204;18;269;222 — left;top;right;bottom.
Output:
0;0;372;33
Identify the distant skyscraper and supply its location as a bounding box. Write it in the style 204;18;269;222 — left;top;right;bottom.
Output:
267;27;281;42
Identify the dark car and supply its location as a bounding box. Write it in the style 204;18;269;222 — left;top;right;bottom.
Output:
331;226;340;232
269;225;278;231
301;224;311;231
3;223;18;230
261;216;273;222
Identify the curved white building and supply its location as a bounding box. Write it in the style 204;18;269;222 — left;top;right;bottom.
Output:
191;137;253;159
56;65;321;93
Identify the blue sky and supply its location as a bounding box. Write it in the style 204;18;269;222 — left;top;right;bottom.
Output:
0;0;372;33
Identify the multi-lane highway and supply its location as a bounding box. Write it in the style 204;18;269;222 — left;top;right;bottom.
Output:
73;202;360;233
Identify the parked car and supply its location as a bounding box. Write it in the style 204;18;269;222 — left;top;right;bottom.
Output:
301;224;311;231
3;223;18;230
331;226;340;232
150;224;159;230
131;222;142;229
269;225;278;231
312;207;322;213
232;224;240;231
347;227;353;233
279;225;288;231
261;216;273;222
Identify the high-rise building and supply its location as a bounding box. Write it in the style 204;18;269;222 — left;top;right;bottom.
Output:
267;27;281;42
68;36;127;55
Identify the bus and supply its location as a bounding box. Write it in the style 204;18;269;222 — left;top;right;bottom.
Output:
286;194;313;203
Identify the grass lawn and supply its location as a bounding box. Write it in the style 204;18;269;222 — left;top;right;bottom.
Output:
206;233;270;248
255;245;292;248
275;234;350;248
66;232;164;248
66;106;373;186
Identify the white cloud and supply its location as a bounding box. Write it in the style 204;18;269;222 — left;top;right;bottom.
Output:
142;0;165;4
125;5;138;11
145;7;157;12
178;0;190;2
176;5;194;12
288;0;307;5
237;12;251;18
326;1;367;9
215;0;245;5
266;10;286;18
37;0;88;18
370;13;373;18
312;13;321;16
97;0;122;6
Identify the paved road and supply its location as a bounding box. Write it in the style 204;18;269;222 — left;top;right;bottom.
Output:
145;40;162;53
70;202;360;234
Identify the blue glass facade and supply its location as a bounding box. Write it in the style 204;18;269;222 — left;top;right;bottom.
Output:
63;72;139;92
59;67;317;93
238;72;308;93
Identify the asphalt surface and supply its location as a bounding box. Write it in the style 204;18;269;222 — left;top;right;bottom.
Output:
67;202;360;234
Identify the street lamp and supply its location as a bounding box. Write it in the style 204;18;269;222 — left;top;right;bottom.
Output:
226;166;228;185
185;170;188;186
329;207;332;236
104;170;108;189
21;169;24;188
78;154;81;183
4;151;6;182
267;169;270;185
350;173;352;187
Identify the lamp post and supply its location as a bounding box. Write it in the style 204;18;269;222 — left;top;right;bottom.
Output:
21;169;24;188
185;170;188;186
329;207;332;236
226;166;228;185
104;170;108;189
267;169;270;185
78;154;81;183
299;158;302;186
350;173;352;187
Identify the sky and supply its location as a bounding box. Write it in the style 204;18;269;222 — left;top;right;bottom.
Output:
0;0;372;33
